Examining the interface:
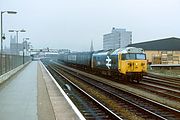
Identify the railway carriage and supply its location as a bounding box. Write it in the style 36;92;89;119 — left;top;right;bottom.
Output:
58;47;147;83
58;52;93;70
58;53;68;62
75;52;93;68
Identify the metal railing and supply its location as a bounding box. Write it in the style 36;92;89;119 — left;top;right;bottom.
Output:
0;54;31;75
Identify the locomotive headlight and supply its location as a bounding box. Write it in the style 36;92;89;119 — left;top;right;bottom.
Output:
127;62;131;66
141;63;145;66
135;63;138;66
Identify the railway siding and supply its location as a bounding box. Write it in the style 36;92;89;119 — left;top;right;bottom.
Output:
55;62;180;110
148;71;180;79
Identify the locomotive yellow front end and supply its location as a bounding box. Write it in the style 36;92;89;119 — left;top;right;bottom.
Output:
118;47;147;82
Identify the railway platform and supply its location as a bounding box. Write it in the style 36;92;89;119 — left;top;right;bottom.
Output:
0;61;82;120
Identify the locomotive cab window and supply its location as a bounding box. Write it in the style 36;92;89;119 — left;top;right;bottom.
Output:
122;53;146;60
136;54;146;60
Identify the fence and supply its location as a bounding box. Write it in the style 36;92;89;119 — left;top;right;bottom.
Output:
0;54;31;75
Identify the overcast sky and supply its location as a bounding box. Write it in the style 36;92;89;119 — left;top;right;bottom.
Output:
1;0;180;51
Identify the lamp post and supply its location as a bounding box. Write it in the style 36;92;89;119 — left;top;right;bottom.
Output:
9;29;26;54
23;38;29;64
1;11;17;53
1;11;17;75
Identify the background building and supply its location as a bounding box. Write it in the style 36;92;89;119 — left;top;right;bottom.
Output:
103;27;132;50
10;35;17;54
10;35;29;55
128;37;180;64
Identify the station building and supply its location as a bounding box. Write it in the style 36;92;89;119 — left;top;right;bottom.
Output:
128;37;180;64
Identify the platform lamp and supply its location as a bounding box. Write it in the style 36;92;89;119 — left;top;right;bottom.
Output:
1;11;17;75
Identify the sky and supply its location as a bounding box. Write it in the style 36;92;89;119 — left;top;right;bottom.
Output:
0;0;180;51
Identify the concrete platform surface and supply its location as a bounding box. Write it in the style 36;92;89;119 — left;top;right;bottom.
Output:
0;61;81;120
39;62;81;120
0;61;38;120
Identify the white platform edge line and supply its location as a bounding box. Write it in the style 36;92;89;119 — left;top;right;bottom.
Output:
40;61;86;120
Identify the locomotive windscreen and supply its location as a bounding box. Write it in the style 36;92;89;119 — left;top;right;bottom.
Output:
121;53;146;60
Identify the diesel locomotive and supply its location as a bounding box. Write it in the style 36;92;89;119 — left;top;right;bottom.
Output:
58;47;147;83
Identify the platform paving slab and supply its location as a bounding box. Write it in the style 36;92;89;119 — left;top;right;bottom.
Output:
37;62;56;120
0;61;81;120
39;62;80;120
0;61;37;120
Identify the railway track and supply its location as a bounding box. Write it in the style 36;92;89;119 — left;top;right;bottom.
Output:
55;61;180;105
147;73;180;84
42;60;123;120
143;75;180;91
71;62;180;101
46;60;180;120
127;82;180;102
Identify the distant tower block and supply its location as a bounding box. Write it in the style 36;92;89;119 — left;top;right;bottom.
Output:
90;40;94;52
103;27;132;50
